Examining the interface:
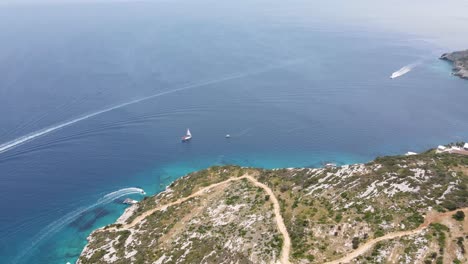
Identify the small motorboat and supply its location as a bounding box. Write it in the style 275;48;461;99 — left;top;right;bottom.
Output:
181;129;192;142
123;198;138;205
225;134;230;138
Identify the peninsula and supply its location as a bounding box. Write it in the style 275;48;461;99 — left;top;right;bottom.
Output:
78;143;468;264
440;50;468;79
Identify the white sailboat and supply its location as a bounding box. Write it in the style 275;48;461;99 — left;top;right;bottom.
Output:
181;129;192;142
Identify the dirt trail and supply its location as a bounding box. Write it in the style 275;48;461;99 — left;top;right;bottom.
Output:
244;175;291;264
120;176;241;229
106;174;292;264
325;208;468;264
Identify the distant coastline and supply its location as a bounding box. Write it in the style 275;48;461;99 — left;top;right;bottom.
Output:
440;49;468;79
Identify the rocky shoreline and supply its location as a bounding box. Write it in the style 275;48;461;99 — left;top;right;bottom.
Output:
77;144;468;264
440;50;468;79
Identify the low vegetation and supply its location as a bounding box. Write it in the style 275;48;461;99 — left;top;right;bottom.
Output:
78;145;468;264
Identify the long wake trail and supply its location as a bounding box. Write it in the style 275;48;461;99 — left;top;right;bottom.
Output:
0;60;301;155
12;187;145;264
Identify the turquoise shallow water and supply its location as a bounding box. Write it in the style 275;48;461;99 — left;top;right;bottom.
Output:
43;151;368;264
0;1;467;264
7;146;454;263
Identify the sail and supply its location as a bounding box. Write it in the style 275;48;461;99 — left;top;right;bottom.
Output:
186;129;191;137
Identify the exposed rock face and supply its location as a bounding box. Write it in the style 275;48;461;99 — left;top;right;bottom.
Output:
78;145;468;264
440;50;468;79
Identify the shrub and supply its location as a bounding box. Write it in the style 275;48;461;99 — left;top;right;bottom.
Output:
335;213;343;223
225;195;240;205
374;229;384;238
456;237;465;254
407;212;424;226
116;230;131;248
292;198;299;209
88;249;106;263
452;211;465;221
442;201;457;211
430;223;449;232
352;237;360;249
280;184;289;192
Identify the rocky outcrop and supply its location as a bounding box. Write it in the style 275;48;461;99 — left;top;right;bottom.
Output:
440;50;468;79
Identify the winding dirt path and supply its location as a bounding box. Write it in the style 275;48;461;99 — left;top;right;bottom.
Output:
108;174;291;264
325;208;468;264
244;175;291;264
120;176;241;229
98;174;468;264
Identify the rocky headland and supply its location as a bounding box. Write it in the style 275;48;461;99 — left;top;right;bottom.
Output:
78;143;468;264
440;50;468;79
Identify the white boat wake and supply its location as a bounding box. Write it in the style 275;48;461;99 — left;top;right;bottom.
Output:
390;62;420;79
12;187;145;264
0;60;301;156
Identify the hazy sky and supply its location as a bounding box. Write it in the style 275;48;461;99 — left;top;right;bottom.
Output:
315;0;468;49
1;0;467;49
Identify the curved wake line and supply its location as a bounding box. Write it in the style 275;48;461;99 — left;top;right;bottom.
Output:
11;187;145;264
390;62;421;79
0;60;300;156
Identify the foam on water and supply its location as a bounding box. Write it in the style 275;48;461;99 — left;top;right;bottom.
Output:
390;62;421;79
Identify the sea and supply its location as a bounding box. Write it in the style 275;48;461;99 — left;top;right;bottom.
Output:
0;1;467;263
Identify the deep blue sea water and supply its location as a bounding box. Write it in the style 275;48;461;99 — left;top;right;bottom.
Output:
0;1;467;263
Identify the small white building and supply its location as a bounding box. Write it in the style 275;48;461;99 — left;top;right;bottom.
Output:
437;145;447;151
464;143;468;150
